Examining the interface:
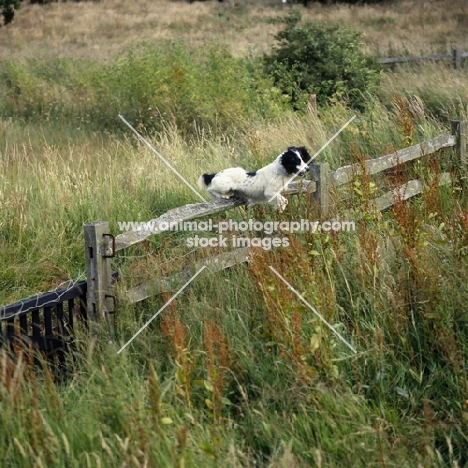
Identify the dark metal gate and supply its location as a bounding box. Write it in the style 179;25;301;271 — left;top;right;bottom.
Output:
0;280;88;354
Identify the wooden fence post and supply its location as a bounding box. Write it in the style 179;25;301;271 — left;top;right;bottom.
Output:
308;94;317;120
453;48;462;70
308;94;318;148
309;162;331;218
84;221;115;330
451;120;467;182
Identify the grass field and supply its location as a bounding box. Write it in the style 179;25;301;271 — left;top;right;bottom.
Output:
1;0;468;466
1;0;468;59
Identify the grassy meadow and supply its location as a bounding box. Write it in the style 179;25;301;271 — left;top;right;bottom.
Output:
1;0;468;466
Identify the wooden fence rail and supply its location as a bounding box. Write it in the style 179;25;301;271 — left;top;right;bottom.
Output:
378;48;468;69
84;120;466;321
331;133;456;187
114;180;315;251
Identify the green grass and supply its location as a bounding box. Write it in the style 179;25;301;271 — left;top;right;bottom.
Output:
0;41;289;137
1;17;468;467
379;62;468;124
1;94;468;466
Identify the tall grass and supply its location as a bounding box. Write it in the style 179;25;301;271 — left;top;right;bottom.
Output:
0;90;448;302
1;1;468;465
380;62;468;123
1;91;468;465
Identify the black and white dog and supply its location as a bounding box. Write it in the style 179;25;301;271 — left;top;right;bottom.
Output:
198;146;312;211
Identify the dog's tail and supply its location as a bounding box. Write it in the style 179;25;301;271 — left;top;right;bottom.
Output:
198;173;216;191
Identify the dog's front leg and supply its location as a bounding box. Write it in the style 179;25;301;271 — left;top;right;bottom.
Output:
274;195;288;213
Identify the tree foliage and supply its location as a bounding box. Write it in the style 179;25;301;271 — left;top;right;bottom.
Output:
0;0;21;25
263;9;381;110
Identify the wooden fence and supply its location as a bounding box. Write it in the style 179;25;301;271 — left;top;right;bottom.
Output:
378;48;468;69
84;120;466;326
1;120;465;347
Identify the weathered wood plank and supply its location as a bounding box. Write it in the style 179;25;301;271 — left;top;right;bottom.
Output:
84;221;114;321
369;172;451;212
115;199;245;251
452;120;467;170
283;179;315;196
378;53;451;64
453;48;462;70
310;162;330;217
115;180;314;251
125;247;251;304
332;134;455;187
378;50;468;66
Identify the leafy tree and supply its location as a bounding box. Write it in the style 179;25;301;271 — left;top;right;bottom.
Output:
0;0;21;25
264;9;381;110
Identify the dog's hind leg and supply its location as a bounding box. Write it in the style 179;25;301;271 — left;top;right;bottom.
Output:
208;188;236;200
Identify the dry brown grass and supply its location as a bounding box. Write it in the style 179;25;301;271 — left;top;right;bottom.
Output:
1;0;467;61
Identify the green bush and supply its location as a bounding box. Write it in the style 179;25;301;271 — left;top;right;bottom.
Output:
96;41;290;135
0;41;290;136
263;9;381;111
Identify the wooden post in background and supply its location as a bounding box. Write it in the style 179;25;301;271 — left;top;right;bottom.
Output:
308;94;317;120
308;94;317;148
310;162;331;218
453;48;462;70
84;221;114;331
451;120;467;185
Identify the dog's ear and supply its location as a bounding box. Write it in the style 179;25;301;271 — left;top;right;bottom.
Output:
285;146;312;165
297;146;312;163
280;148;302;175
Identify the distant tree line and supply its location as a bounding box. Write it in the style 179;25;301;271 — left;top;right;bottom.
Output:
1;0;99;25
1;0;21;25
283;0;389;4
187;0;389;4
28;0;97;2
1;0;395;27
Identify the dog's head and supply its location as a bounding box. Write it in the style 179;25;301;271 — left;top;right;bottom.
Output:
279;146;312;176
